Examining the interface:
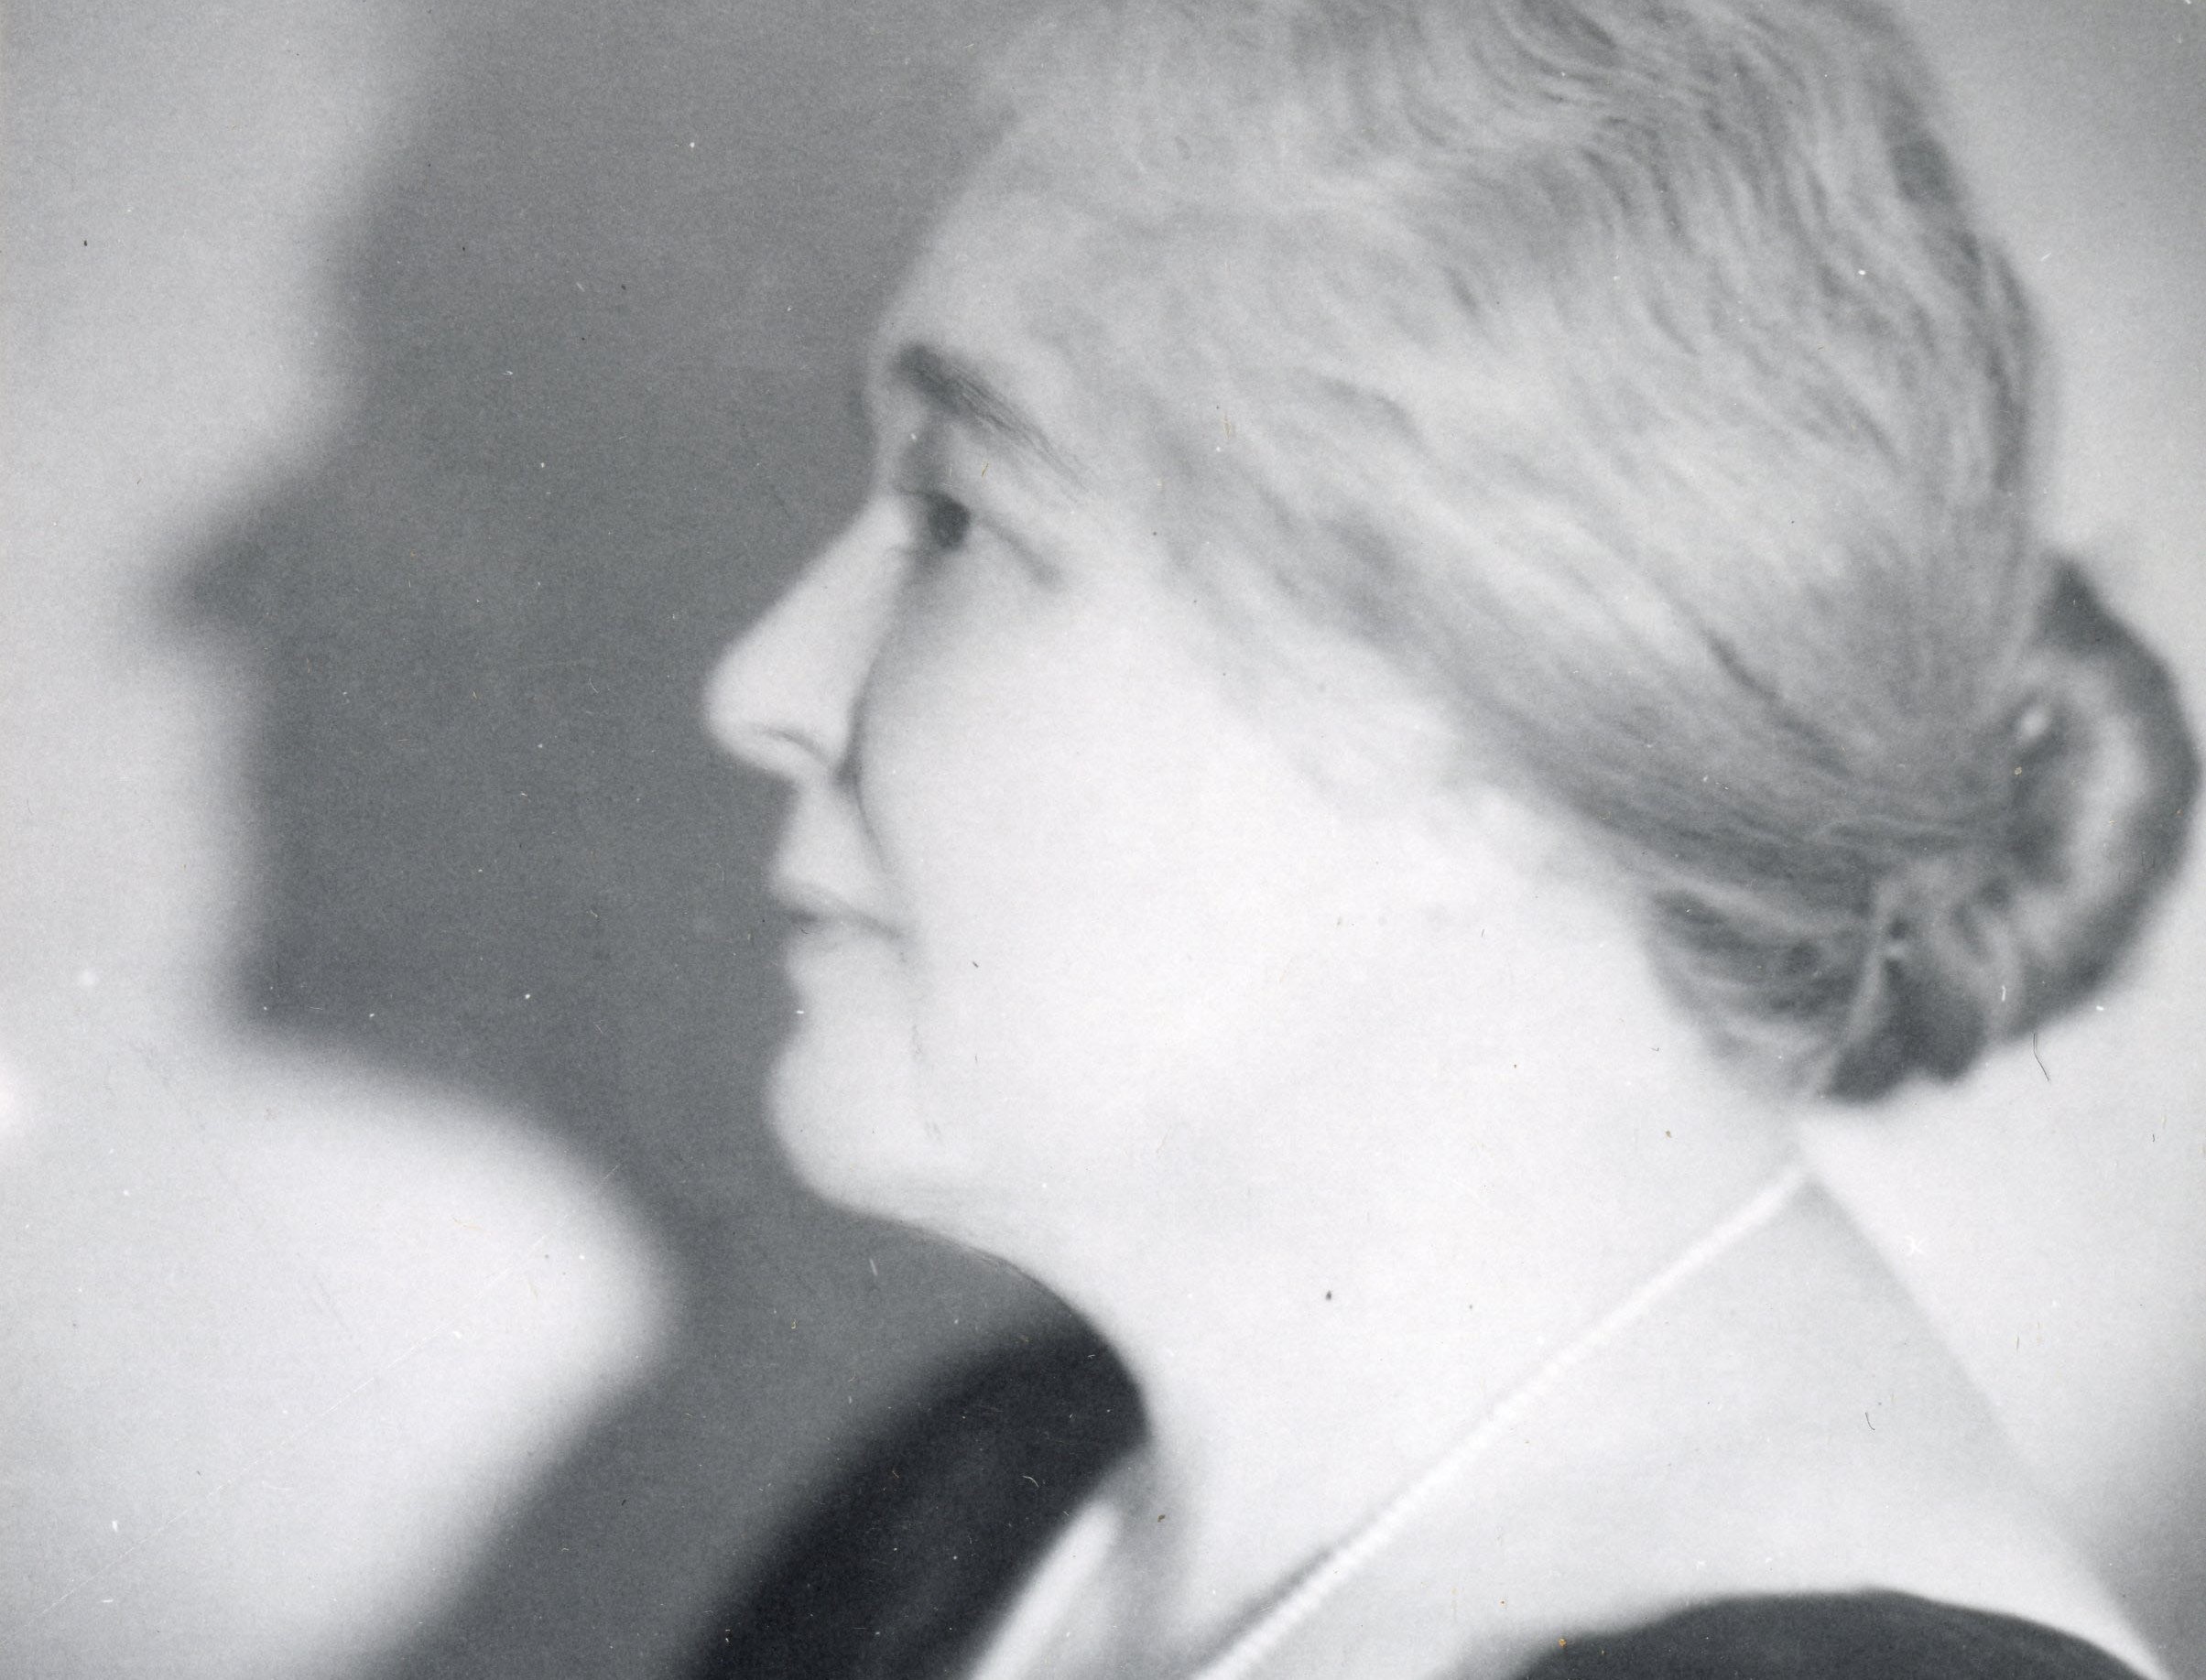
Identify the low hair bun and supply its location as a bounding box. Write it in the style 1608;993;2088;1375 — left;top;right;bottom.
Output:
1826;561;2199;1100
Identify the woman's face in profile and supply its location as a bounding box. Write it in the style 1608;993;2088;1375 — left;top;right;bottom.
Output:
709;184;1506;1245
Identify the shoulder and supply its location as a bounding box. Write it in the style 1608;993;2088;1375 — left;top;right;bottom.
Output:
690;1328;1139;1680
0;1044;665;1675
1516;1592;2152;1680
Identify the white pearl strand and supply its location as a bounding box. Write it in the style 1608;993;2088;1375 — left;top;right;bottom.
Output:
963;1162;1812;1680
1180;1162;1812;1680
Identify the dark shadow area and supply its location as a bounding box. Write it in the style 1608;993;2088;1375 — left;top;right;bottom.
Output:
690;1328;1142;1680
182;2;1089;1674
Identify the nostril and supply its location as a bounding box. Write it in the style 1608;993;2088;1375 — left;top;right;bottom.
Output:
739;722;835;781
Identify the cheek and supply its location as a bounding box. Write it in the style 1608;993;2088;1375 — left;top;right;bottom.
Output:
868;621;1380;1158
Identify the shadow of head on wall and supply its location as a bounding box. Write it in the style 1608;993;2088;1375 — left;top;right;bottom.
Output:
179;0;992;1206
171;7;1074;1673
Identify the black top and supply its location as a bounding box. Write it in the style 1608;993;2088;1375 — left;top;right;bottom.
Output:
1518;1593;2147;1680
691;1331;1142;1680
690;1331;2147;1680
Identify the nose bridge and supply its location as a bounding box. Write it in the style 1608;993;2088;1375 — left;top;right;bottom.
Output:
706;502;902;779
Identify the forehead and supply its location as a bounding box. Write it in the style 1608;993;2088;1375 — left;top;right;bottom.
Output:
866;183;1104;477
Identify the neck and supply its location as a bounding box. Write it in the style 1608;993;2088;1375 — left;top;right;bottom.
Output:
980;1154;2157;1680
981;1076;1800;1653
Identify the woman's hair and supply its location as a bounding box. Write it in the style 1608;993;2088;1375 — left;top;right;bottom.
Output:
982;0;2197;1100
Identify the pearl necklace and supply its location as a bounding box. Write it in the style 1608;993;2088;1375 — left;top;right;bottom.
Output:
971;1162;1813;1680
1183;1162;1812;1680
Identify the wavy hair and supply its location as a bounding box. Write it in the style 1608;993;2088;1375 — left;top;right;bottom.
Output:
981;0;2196;1098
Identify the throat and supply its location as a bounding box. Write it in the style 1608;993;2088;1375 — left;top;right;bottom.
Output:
997;1162;1813;1675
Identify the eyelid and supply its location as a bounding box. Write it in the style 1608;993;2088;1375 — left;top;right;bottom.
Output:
886;428;1060;587
908;487;972;563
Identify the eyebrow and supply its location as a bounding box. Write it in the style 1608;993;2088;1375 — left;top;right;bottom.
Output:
886;342;1076;482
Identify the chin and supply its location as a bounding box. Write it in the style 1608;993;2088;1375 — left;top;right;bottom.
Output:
761;1019;973;1230
768;1019;903;1182
769;1031;1071;1267
766;935;922;1202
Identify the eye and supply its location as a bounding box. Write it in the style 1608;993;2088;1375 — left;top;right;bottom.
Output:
915;490;972;559
894;480;1056;591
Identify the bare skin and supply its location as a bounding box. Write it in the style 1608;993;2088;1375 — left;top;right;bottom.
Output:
1014;1186;2157;1679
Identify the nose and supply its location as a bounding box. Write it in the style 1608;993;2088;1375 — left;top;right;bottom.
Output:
705;500;904;782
